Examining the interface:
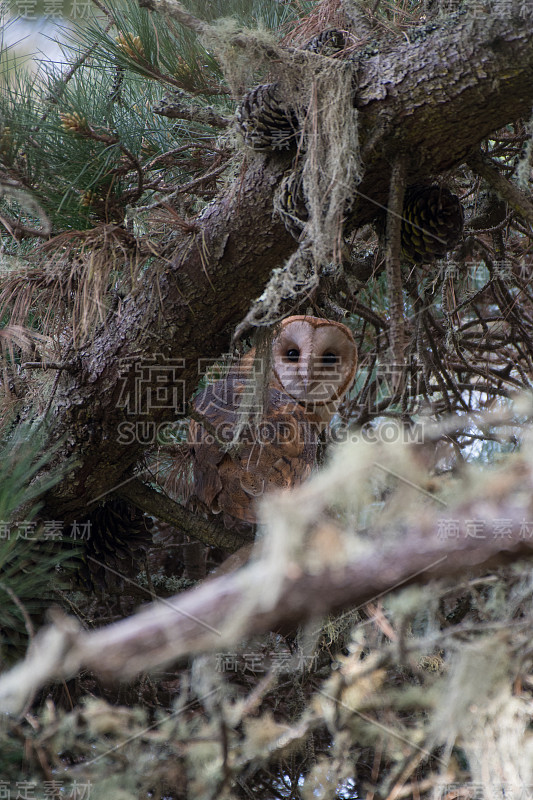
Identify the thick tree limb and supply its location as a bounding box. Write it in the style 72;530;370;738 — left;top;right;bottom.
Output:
39;2;533;524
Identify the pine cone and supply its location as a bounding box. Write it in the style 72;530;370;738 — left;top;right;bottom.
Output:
235;29;349;152
276;170;308;239
303;29;347;56
72;499;153;592
400;185;464;263
235;83;299;151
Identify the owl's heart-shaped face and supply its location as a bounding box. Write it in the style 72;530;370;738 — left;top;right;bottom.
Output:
271;316;357;409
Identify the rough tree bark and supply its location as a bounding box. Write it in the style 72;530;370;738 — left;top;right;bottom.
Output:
40;2;533;529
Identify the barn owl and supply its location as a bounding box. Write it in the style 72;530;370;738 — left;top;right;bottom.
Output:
177;316;357;529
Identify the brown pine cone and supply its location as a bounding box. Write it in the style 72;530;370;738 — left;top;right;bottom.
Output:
400;184;464;263
235;83;300;151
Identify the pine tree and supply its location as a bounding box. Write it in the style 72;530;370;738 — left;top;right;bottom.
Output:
2;1;533;797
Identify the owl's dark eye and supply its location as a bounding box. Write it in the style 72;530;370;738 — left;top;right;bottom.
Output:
322;352;338;365
286;349;300;362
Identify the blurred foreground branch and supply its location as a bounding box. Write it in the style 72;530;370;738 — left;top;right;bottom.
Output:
2;455;533;716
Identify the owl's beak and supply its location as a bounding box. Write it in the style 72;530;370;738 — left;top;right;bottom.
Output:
299;366;311;391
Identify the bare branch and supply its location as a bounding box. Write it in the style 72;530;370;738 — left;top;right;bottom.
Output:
3;480;533;715
384;153;407;395
467;149;533;229
118;477;253;551
154;91;232;128
138;0;210;37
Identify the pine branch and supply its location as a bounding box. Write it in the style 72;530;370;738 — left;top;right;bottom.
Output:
154;90;231;128
467;148;533;227
0;213;49;241
138;0;209;37
0;180;52;238
35;15;115;133
15;0;533;521
118;477;253;552
384;153;406;397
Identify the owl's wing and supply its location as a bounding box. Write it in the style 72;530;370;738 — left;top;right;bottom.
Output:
189;380;318;527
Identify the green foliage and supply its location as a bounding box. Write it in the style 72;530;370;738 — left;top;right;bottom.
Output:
0;424;73;666
0;731;29;786
187;0;317;27
0;6;211;231
72;0;226;89
0;0;318;235
1;66;175;228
